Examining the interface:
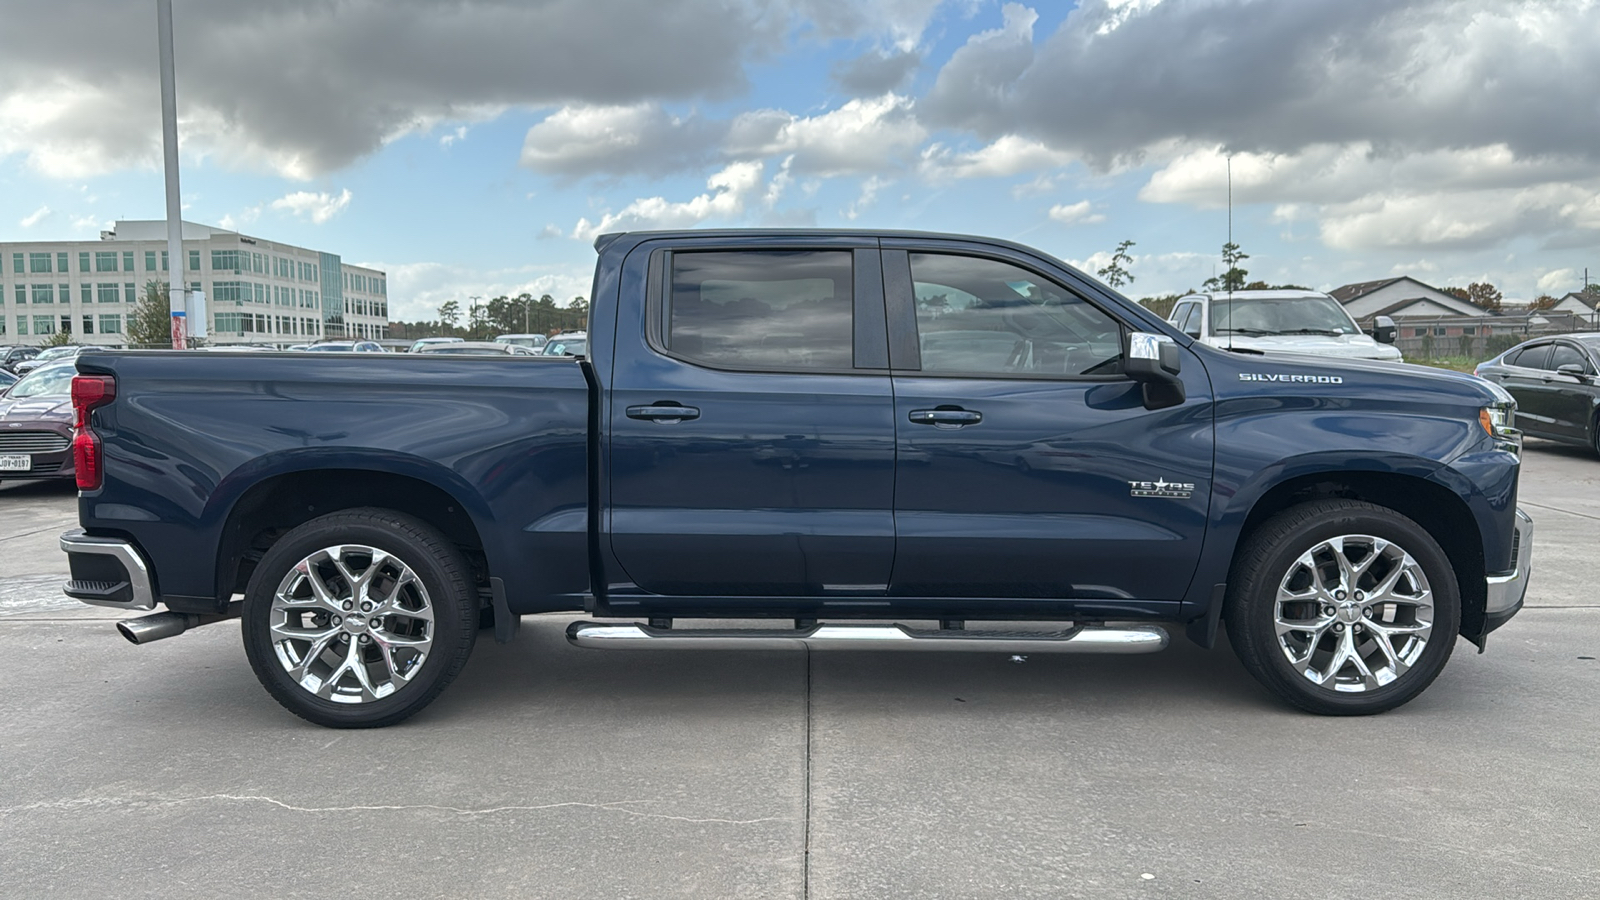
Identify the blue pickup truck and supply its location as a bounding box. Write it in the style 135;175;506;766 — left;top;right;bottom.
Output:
60;230;1532;727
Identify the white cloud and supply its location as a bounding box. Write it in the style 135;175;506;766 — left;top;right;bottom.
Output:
520;103;721;178
844;176;890;220
572;162;766;240
920;135;1075;181
1537;268;1578;294
19;205;50;228
270;189;353;225
1048;200;1105;226
440;126;469;148
726;94;926;177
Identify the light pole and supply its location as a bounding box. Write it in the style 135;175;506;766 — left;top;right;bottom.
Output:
157;0;185;349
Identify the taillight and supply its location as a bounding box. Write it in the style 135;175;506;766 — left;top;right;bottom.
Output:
71;375;116;491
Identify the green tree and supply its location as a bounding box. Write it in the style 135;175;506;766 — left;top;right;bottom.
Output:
127;280;177;348
1139;293;1183;319
1202;242;1249;293
1096;239;1137;289
438;300;461;328
42;329;74;348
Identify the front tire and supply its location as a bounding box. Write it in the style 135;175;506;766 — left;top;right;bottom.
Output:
241;508;478;728
1225;500;1460;715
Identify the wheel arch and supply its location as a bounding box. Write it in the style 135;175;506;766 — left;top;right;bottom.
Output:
211;456;496;604
1231;470;1486;644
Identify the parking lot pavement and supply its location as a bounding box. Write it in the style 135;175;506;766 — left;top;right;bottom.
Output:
1;444;1596;899
0;480;81;615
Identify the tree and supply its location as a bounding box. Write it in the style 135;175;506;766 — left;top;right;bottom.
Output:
127;280;177;348
1467;282;1503;313
1139;293;1183;319
467;300;489;339
42;328;74;348
1440;286;1470;301
1202;241;1249;293
1529;294;1559;311
438;300;461;328
1096;239;1136;289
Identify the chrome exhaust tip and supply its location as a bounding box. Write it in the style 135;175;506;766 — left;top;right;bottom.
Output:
117;603;241;645
117;612;201;645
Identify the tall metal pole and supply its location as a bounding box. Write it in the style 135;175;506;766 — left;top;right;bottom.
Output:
157;0;186;349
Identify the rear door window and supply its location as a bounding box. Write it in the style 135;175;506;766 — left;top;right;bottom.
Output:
665;250;854;371
1508;344;1550;369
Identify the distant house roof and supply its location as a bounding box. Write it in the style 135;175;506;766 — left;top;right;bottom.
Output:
1328;278;1404;304
1557;291;1600;311
1330;275;1486;318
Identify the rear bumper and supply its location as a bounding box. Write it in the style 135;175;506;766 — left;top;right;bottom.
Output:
60;529;156;610
1483;507;1533;633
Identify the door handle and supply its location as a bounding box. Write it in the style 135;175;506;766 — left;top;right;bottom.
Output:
626;404;700;422
909;407;983;426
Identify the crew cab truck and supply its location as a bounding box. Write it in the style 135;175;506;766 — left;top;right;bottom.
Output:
60;230;1532;728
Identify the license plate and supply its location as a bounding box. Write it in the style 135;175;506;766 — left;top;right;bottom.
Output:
0;455;31;472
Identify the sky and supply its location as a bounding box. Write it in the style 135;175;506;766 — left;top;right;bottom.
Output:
3;0;1600;323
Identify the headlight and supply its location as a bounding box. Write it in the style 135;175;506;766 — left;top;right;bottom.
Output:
1480;402;1521;452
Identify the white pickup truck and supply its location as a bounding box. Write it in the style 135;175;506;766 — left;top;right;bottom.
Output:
1167;290;1402;361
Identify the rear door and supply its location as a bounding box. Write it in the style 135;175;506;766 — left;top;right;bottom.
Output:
606;240;897;598
881;241;1213;609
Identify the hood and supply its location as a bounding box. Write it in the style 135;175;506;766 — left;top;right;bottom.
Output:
1201;344;1510;407
0;396;73;422
1202;332;1402;361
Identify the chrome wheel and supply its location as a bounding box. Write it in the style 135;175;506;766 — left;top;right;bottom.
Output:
1272;534;1433;693
269;544;435;704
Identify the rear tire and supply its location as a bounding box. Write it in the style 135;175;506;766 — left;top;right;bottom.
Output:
1225;500;1460;715
241;508;477;728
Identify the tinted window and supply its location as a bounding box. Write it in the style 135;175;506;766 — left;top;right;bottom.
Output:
666;251;853;370
1509;344;1550;369
909;253;1123;376
1549;343;1589;372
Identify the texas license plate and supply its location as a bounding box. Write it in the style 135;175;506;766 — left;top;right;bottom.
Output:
0;455;32;472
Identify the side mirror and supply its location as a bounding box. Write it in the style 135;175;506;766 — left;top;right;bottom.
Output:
1556;363;1586;378
1125;332;1185;410
1369;315;1397;344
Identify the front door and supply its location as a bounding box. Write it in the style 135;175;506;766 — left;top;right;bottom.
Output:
882;243;1213;609
607;243;897;598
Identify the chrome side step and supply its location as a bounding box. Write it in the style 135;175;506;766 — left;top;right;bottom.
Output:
565;621;1168;654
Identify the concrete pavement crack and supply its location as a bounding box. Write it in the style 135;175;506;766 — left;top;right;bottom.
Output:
1518;500;1600;522
0;794;789;825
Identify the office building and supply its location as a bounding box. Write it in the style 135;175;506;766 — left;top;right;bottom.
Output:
0;220;387;347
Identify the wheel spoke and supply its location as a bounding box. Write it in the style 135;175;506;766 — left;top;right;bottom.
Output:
1274;531;1436;695
269;541;436;706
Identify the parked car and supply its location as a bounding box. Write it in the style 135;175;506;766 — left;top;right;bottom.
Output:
0;362;78;483
0;369;17;391
0;346;41;374
1474;333;1600;454
302;341;385;352
1167;290;1402;361
542;334;587;356
60;228;1529;728
495;333;549;350
408;337;464;353
413;341;537;356
14;345;103;375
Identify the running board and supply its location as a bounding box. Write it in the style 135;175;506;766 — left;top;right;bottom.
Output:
565;621;1168;654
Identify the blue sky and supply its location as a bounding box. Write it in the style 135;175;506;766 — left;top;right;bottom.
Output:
3;0;1599;323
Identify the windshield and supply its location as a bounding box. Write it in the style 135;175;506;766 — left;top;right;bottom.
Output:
544;339;586;356
304;343;352;351
9;365;75;399
34;346;78;361
1209;296;1360;336
497;336;546;347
